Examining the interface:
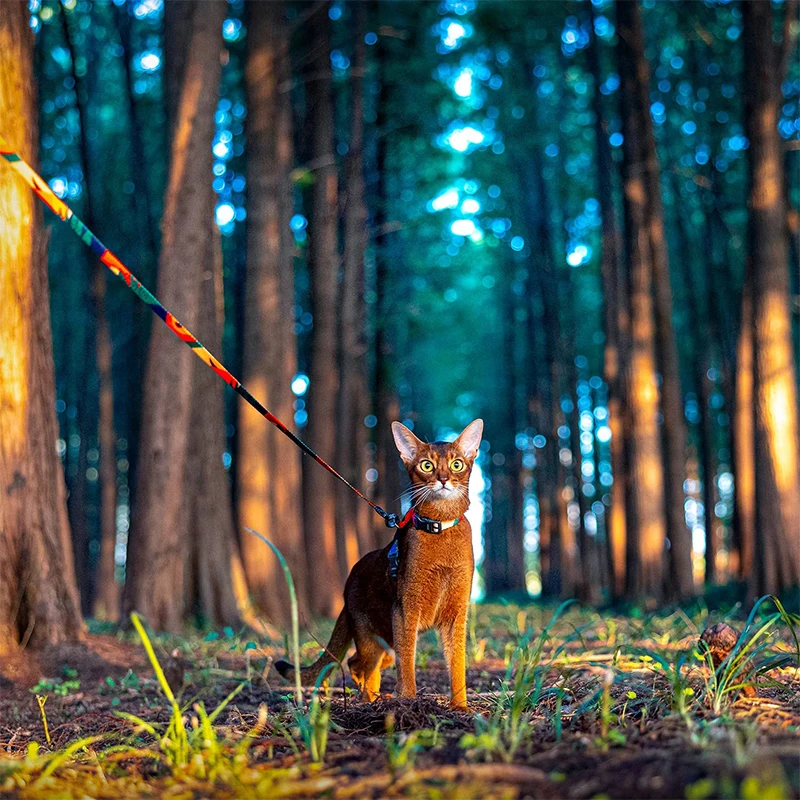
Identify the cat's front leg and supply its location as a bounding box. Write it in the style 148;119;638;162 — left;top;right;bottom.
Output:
392;603;419;698
442;606;469;709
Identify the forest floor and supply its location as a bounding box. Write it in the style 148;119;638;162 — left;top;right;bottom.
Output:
0;602;798;799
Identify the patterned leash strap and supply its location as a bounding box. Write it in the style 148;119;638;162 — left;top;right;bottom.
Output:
0;133;399;529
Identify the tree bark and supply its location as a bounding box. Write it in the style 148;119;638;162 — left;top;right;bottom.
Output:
123;0;226;632
616;0;668;602
336;2;372;571
742;0;800;596
671;175;717;586
241;0;309;624
60;4;120;621
373;29;401;550
732;281;755;581
618;0;694;600
588;4;628;600
484;260;526;595
181;227;246;629
0;1;84;651
302;2;343;616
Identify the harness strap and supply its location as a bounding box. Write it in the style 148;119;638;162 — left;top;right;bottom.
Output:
387;509;461;578
0;134;400;530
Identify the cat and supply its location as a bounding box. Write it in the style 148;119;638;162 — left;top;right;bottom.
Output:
275;418;483;709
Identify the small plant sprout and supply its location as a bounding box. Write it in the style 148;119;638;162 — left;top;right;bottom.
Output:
295;663;336;764
245;528;303;707
385;713;421;778
35;695;51;747
699;595;800;715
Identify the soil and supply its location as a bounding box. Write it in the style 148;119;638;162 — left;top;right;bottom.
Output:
0;629;798;798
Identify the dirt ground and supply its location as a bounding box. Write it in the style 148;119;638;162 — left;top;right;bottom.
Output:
1;609;798;798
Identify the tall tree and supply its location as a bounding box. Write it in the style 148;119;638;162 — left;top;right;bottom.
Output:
484;254;526;595
60;2;120;620
616;0;669;601
372;20;402;550
241;0;309;622
618;0;694;600
182;226;247;628
732;283;755;580
336;2;374;565
742;0;800;596
0;1;84;650
302;1;343;615
588;4;628;599
123;0;226;631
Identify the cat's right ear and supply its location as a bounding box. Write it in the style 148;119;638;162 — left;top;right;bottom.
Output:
391;422;423;464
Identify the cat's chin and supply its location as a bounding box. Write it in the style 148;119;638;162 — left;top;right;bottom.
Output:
431;487;457;501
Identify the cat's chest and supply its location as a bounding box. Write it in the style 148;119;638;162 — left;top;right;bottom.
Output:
402;525;473;577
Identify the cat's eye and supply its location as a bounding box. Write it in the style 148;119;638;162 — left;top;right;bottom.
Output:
418;460;434;473
450;459;465;472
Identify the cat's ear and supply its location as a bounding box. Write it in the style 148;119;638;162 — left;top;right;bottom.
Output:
391;421;423;464
455;419;483;460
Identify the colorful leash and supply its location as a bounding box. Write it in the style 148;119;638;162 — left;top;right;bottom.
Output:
0;133;400;529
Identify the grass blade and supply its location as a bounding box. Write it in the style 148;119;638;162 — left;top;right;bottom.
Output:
245;527;302;707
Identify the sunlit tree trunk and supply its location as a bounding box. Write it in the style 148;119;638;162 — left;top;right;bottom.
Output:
732;282;755;581
616;0;668;602
123;0;226;632
241;0;309;623
588;4;628;599
302;2;343;615
0;1;84;651
618;0;693;600
182;228;247;628
742;0;800;596
336;2;372;567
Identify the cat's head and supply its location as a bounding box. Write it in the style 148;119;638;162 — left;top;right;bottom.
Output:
391;419;483;513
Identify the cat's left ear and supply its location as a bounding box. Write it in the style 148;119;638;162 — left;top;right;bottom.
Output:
455;419;483;460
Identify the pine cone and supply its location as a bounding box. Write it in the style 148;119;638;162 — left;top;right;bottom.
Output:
163;648;185;694
700;622;740;668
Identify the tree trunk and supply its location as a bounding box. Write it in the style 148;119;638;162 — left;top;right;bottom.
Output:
732;282;755;581
618;0;694;600
0;1;84;651
302;2;343;616
588;4;628;599
241;0;309;624
61;4;120;621
671;175;717;586
516;149;563;598
336;2;372;569
484;262;526;595
181;226;247;629
123;0;226;632
742;0;800;596
373;34;401;550
616;0;668;602
93;266;119;620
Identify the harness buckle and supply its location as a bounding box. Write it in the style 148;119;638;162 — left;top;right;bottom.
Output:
388;538;400;578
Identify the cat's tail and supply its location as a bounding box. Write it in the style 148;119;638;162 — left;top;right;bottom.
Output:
274;608;352;685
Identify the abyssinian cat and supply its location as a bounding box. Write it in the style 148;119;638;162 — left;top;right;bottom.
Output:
275;419;483;709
